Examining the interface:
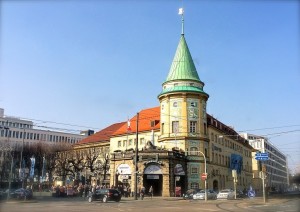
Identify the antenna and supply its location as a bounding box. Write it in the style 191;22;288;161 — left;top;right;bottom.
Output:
178;8;184;35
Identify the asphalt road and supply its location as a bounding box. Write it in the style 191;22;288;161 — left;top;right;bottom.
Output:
0;193;299;212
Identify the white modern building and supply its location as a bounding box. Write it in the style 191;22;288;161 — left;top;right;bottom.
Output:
241;133;289;193
0;108;87;149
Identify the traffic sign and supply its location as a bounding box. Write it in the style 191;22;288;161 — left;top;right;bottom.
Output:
201;173;207;180
255;152;268;157
255;152;268;160
255;156;268;161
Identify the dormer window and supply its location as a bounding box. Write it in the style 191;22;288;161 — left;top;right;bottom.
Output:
150;120;155;128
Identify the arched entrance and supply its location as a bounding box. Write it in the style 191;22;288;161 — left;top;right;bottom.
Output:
143;164;163;196
116;164;131;187
213;180;219;192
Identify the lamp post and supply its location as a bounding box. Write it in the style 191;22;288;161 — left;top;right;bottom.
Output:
134;112;139;200
19;128;25;188
5;126;14;200
187;150;207;201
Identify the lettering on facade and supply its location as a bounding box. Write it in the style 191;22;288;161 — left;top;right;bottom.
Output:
212;144;222;152
144;160;163;166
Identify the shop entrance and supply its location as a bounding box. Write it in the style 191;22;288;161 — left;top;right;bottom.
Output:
143;174;162;196
143;164;163;196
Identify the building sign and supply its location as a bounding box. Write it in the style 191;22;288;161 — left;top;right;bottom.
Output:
144;165;162;174
174;164;185;175
230;154;243;174
147;175;159;179
212;144;222;152
117;164;131;175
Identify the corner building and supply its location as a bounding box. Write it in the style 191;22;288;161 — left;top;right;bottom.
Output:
79;16;254;197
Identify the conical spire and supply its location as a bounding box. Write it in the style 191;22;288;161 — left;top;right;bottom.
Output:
165;35;201;83
158;8;208;98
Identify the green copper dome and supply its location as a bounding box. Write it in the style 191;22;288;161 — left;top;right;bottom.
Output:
165;35;201;83
158;35;208;98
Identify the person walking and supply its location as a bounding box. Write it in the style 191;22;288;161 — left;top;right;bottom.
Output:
140;186;145;200
149;186;153;199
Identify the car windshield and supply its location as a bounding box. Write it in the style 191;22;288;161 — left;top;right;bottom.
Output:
185;189;196;195
220;189;232;193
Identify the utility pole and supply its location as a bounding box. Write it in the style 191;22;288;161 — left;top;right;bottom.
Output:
262;164;267;203
19;128;25;188
134;112;139;200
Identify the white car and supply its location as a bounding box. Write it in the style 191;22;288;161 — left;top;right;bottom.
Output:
217;189;234;199
193;189;217;200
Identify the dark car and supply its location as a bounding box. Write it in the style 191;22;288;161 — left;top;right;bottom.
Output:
227;190;247;199
88;189;121;203
9;188;33;200
183;188;201;200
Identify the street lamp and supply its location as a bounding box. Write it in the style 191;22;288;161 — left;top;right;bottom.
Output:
134;112;139;200
186;150;207;202
19;128;25;188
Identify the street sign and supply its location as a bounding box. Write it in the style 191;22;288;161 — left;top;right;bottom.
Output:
255;152;268;160
255;152;268;157
255;156;269;161
201;173;207;180
259;171;267;179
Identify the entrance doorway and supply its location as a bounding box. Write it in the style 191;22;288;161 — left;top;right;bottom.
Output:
213;180;219;192
143;174;162;196
143;164;163;196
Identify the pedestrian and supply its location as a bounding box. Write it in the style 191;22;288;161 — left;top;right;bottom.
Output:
140;186;145;200
149;185;153;199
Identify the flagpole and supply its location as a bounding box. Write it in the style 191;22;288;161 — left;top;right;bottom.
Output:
134;113;139;200
179;8;184;35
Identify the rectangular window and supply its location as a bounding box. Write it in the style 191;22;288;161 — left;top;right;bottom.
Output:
129;139;132;146
161;123;164;134
172;121;179;133
189;121;197;133
118;141;121;147
123;140;126;147
191;182;199;189
140;138;144;145
191;167;198;174
190;102;197;107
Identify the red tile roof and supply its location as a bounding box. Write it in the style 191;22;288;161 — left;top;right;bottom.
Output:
75;106;160;145
112;106;160;136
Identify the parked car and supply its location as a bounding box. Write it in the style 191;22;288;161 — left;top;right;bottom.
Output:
9;188;33;200
227;190;247;199
0;190;6;200
88;189;121;203
183;188;201;200
227;190;248;199
217;189;234;199
193;189;217;200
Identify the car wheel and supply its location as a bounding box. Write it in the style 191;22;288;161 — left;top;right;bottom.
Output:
103;195;108;203
116;198;120;202
88;196;93;203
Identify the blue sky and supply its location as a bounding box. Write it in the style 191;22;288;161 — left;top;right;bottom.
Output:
0;0;299;174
